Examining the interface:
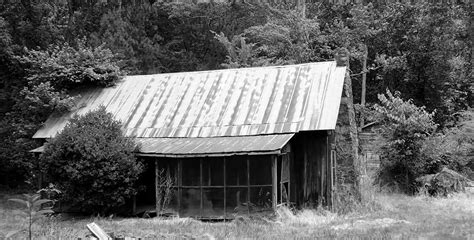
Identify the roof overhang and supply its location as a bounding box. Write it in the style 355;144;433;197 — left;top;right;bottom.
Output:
30;133;295;158
135;134;294;158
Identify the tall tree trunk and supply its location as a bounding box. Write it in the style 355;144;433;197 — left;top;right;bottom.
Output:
470;0;473;90
297;0;305;18
66;0;75;42
360;44;368;128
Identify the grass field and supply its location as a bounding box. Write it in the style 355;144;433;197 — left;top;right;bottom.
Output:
0;190;473;239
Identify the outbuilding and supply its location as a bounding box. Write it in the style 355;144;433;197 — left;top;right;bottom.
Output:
32;61;349;219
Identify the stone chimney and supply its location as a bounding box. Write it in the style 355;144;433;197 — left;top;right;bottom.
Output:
335;48;349;67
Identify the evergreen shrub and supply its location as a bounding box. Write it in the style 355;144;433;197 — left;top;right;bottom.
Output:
41;106;143;214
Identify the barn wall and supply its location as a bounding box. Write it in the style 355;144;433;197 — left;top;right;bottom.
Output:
359;131;382;177
290;131;333;207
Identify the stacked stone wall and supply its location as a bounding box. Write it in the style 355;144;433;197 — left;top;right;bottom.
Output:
334;70;361;187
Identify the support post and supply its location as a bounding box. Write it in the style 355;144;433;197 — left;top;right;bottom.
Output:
272;155;278;210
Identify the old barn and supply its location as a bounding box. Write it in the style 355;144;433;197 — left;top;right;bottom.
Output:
32;61;348;219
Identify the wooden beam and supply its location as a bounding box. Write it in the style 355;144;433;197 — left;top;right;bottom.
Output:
272;155;278;210
86;222;112;240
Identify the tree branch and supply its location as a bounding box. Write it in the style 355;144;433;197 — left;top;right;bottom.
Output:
350;66;382;77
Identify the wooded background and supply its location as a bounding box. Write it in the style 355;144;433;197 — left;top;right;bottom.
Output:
0;0;472;187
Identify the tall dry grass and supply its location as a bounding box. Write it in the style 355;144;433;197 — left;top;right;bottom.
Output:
1;186;473;239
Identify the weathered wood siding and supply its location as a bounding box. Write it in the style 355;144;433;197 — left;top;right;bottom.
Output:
290;131;333;207
359;132;382;177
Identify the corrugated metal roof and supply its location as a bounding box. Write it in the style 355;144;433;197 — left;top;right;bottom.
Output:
33;62;345;139
30;134;294;157
136;134;294;157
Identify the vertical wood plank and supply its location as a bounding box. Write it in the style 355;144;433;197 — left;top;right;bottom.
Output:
223;157;227;220
303;150;307;205
132;195;136;215
280;155;283;204
272;155;278;210
329;130;336;210
247;156;250;215
288;154;291;205
280;182;283;203
325;134;329;207
155;159;159;216
178;159;182;217
326;133;331;207
320;136;325;206
331;150;337;210
200;158;203;218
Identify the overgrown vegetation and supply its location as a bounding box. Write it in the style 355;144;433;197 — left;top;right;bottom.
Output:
6;193;54;240
1;190;473;239
0;40;123;187
155;169;174;216
373;90;437;193
371;90;473;193
40;107;143;214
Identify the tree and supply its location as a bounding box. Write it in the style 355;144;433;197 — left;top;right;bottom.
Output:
373;90;437;193
40;106;143;214
20;40;121;89
371;3;472;125
0;41;122;187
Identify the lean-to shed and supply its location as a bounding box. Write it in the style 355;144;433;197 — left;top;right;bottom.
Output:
32;61;348;219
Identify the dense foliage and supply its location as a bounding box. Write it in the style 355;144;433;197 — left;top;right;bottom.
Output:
40;107;143;214
0;40;122;186
0;1;472;191
373;90;438;192
419;112;474;180
373;90;473;193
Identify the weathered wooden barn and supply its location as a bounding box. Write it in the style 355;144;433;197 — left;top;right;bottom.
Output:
32;61;348;219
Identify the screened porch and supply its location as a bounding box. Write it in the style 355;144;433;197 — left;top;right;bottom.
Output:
138;154;291;219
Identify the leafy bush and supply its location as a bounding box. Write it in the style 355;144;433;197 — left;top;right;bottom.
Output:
419;110;474;180
373;90;437;193
19;40;122;89
40;106;143;214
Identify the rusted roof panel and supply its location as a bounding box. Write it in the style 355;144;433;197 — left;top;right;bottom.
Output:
29;134;294;157
33;62;346;139
135;134;294;157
